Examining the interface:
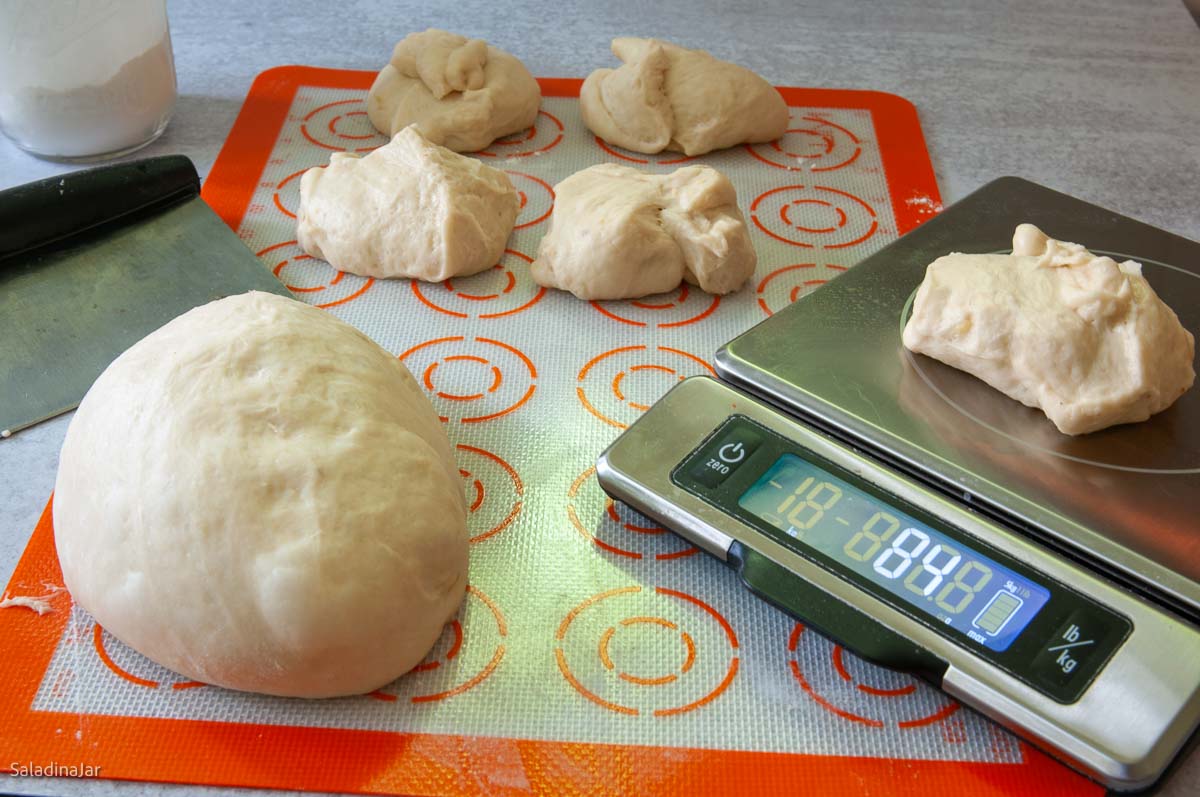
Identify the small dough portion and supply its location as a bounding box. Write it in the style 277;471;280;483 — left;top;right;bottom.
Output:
531;163;756;300
297;124;519;281
902;224;1195;435
53;292;469;698
581;37;788;157
367;29;541;152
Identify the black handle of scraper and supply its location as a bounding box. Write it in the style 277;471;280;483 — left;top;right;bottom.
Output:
0;155;200;263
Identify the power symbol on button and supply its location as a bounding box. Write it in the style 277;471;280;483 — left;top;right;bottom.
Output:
684;421;764;489
718;442;747;463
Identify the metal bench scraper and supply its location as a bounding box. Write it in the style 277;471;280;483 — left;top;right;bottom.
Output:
0;156;291;436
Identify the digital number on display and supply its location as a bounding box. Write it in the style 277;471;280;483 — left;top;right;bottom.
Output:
738;454;1050;651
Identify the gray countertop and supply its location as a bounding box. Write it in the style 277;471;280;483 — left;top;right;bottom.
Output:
3;1;1199;795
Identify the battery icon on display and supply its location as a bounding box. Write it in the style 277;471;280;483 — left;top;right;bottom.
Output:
972;590;1024;636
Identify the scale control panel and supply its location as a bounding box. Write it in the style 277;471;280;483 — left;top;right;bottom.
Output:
676;414;1130;704
596;376;1200;792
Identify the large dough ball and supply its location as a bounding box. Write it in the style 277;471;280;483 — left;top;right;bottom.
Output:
581;37;788;157
903;225;1195;435
367;29;541;152
297;124;519;281
531;163;757;300
53;292;469;698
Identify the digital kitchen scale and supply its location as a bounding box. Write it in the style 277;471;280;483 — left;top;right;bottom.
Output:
597;177;1200;791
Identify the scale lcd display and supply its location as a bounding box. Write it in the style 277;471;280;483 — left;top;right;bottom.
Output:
739;454;1049;652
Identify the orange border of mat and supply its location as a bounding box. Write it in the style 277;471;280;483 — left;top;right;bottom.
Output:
1;68;1099;796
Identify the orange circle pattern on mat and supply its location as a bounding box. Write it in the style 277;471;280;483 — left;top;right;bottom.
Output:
786;623;960;729
750;185;879;249
256;240;376;309
299;99;387;153
456;444;523;544
755;263;849;316
271;167;307;219
474;111;565;158
411;250;546;320
554;586;738;717
589;283;722;329
506;171;556;230
93;624;206;692
566;466;699;561
369;585;508;704
745;114;863;173
577;345;715;429
400;336;537;424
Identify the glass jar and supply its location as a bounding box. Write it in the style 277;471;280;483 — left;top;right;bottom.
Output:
0;0;177;162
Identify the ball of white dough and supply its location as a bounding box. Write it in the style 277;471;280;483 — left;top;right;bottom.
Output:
531;163;757;300
367;28;541;152
902;225;1195;435
53;292;469;698
581;37;788;157
297;125;519;282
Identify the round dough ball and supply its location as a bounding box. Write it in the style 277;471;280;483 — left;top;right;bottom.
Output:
53;292;468;698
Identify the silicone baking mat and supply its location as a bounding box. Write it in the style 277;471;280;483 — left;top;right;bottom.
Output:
0;67;1099;796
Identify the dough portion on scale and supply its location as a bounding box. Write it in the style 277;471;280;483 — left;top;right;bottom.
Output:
580;37;788;156
367;29;541;152
531;163;756;300
53;292;469;698
902;224;1195;435
297;124;519;281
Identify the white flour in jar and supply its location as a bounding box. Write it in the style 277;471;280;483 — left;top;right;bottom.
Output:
0;1;177;159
